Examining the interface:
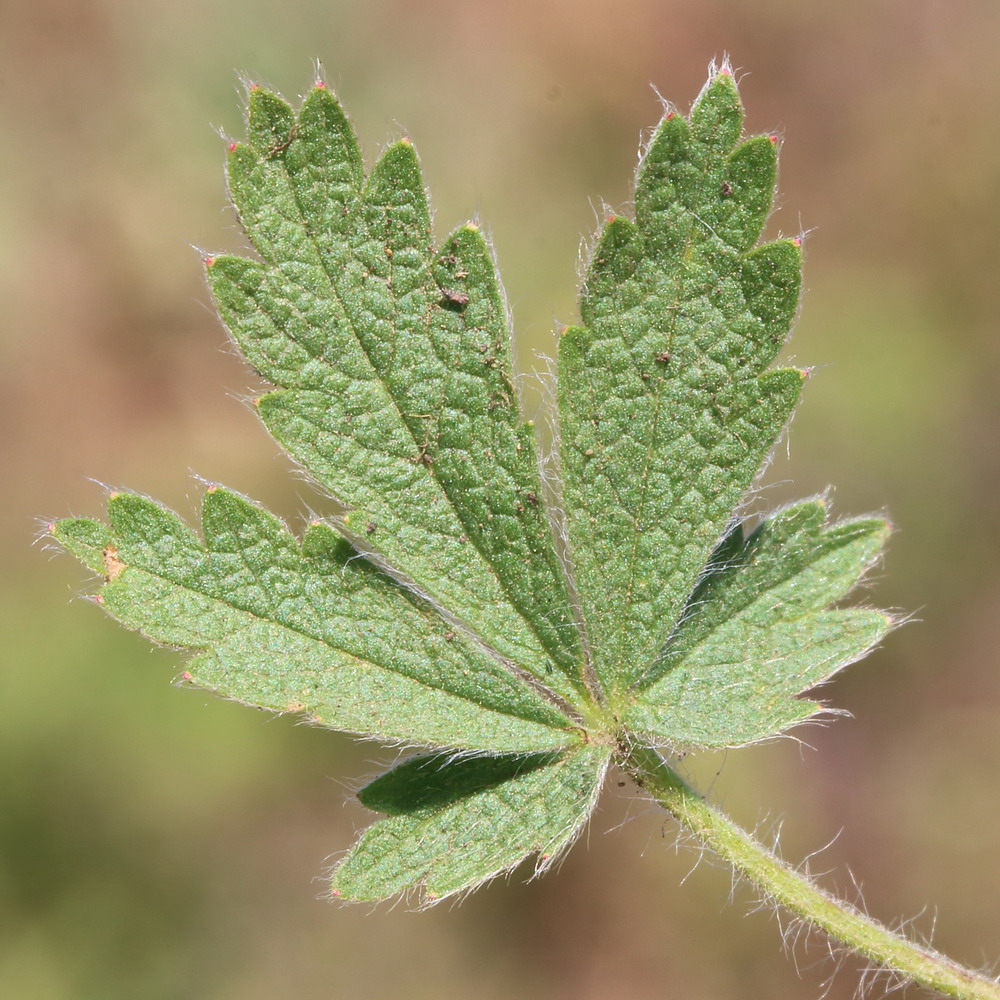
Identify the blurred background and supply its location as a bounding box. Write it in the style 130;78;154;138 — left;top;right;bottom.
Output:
2;0;998;997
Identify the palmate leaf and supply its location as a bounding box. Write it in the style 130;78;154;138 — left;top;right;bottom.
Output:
51;67;891;905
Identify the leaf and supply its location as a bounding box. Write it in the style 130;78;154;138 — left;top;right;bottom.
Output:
51;66;893;903
558;72;804;697
332;744;609;903
211;84;584;701
625;500;893;746
53;488;577;752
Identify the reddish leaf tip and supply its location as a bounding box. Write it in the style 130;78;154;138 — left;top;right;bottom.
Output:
314;80;326;89
204;256;216;268
769;134;779;144
94;594;105;605
228;142;237;153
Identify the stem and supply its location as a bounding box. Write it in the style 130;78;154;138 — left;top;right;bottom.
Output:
621;741;1000;1000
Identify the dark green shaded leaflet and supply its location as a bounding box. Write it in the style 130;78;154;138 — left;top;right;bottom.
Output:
332;744;610;902
53;490;578;752
213;84;583;699
625;500;893;746
559;73;804;698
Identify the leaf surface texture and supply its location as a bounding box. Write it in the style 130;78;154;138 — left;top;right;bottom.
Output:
53;70;892;903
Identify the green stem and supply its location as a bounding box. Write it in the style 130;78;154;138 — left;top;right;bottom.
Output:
621;740;1000;1000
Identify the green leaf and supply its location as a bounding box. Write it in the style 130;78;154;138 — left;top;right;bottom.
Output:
625;500;892;746
53;488;577;752
51;67;895;903
332;743;610;903
213;83;583;700
558;72;805;697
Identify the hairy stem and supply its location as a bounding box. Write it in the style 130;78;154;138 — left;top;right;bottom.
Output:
621;741;1000;1000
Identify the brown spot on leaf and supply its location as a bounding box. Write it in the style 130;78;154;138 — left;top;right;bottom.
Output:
102;545;125;582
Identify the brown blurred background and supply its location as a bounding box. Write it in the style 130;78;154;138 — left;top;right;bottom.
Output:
3;0;998;997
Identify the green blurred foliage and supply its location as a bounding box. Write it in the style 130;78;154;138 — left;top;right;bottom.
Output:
2;0;998;996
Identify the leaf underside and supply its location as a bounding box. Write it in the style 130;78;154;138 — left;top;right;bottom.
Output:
332;744;609;903
52;69;891;903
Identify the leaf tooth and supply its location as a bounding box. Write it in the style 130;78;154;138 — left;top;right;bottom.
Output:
225;139;256;172
361;139;432;258
432;223;498;329
689;69;744;152
755;505;892;586
779;607;895;694
707;366;805;465
50;518;112;575
752;366;806;419
246;87;296;157
738;238;803;371
295;82;363;190
200;485;292;556
720;134;778;250
107;493;202;571
581;217;640;324
635;112;693;233
763;497;828;537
